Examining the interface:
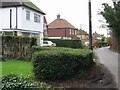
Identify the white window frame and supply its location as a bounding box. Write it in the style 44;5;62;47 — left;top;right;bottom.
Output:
70;29;72;34
34;13;37;22
38;15;41;23
72;30;74;35
26;10;30;20
34;13;41;23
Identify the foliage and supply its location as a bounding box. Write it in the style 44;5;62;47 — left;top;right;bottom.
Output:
1;74;54;90
44;39;82;49
1;36;37;60
32;46;73;53
32;47;93;80
100;1;120;51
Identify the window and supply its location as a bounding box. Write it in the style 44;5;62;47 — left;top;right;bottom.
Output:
34;13;37;22
38;15;40;23
26;10;30;20
70;29;72;34
72;30;74;35
43;23;46;29
34;13;41;23
75;30;77;35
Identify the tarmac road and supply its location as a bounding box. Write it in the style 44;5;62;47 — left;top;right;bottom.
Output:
94;46;119;88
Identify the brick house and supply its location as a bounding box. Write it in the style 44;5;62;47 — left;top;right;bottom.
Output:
47;14;78;39
77;29;89;45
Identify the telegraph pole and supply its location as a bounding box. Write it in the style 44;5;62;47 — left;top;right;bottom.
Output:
88;0;93;50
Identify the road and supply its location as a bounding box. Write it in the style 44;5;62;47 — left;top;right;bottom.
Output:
94;47;119;88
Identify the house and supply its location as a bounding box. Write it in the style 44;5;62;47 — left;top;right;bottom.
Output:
0;0;45;45
77;29;89;45
43;16;48;38
47;14;78;39
92;31;104;44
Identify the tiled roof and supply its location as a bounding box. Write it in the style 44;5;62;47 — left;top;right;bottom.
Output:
78;29;88;35
0;0;45;15
48;15;76;29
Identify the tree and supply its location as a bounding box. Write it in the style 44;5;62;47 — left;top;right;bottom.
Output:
100;1;120;51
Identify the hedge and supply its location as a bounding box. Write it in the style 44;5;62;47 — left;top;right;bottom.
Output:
1;36;37;60
1;74;54;90
44;39;82;49
32;47;93;80
32;46;73;53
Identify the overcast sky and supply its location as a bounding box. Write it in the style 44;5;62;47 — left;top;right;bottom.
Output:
31;0;112;36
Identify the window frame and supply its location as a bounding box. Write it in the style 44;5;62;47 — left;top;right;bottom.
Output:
34;13;41;23
26;10;30;20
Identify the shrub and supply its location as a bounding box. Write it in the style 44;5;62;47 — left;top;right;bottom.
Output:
32;47;93;80
1;74;54;90
2;36;37;60
44;39;82;49
32;46;72;53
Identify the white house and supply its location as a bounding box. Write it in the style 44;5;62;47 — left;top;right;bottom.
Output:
0;0;45;45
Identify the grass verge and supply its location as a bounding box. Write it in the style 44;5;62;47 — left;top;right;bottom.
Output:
1;60;32;77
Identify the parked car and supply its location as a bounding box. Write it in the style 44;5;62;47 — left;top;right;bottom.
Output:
42;40;56;46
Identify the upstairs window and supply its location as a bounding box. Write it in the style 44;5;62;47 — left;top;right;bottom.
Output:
38;15;40;23
34;13;41;23
26;10;30;20
34;13;37;22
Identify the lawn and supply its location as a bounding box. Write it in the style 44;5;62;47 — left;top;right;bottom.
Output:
0;60;33;77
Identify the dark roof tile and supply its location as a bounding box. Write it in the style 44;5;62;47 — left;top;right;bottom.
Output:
0;0;45;15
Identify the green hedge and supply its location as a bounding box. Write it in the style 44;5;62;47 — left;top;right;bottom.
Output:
1;36;37;60
44;39;82;49
1;74;53;90
32;47;93;80
32;46;72;53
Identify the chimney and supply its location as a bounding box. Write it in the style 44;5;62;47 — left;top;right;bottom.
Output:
57;14;60;19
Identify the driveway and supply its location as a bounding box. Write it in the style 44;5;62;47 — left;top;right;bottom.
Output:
94;46;119;88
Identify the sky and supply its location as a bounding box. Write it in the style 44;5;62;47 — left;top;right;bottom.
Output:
31;0;113;36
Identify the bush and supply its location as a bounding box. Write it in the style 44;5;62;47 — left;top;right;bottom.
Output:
1;36;37;60
1;74;53;90
32;46;73;53
32;47;93;80
44;39;82;49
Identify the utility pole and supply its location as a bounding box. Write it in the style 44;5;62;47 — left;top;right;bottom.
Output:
88;0;93;50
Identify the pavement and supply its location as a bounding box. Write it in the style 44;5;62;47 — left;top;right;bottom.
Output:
94;46;119;89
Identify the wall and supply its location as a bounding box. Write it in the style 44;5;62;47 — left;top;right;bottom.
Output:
2;7;16;29
48;28;77;39
1;6;43;33
21;6;43;32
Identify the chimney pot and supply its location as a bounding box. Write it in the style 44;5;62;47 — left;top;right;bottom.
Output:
57;14;60;19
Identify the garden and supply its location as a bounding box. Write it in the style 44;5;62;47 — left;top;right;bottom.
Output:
0;36;117;89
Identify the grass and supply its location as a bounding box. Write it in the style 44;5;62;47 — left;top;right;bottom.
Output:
0;60;33;77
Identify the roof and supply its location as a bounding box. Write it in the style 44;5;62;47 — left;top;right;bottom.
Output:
48;14;76;29
0;0;45;15
78;29;88;35
93;31;101;37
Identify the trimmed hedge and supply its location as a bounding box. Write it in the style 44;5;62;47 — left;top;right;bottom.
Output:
1;36;37;60
32;47;93;80
32;46;72;53
44;39;82;49
1;74;53;90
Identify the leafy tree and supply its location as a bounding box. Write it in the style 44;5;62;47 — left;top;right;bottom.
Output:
100;1;120;51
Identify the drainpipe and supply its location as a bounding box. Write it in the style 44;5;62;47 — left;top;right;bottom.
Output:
10;9;12;29
15;7;18;36
16;7;18;29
